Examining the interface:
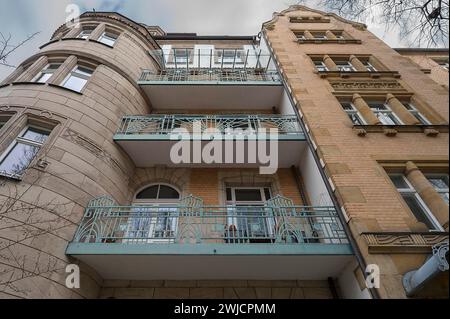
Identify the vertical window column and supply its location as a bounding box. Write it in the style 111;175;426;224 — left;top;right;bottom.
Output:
303;30;315;39
352;94;381;125
385;94;420;125
15;56;48;82
88;23;107;41
349;55;369;72
65;25;82;38
325;30;337;40
47;55;78;85
323;55;338;71
405;161;449;230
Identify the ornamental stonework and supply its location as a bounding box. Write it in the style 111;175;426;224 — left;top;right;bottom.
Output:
363;232;449;253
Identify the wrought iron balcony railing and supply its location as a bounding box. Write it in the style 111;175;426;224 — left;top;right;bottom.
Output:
72;196;348;246
141;49;281;83
116;114;303;137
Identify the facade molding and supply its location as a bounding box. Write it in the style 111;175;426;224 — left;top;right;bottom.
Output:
363;232;449;253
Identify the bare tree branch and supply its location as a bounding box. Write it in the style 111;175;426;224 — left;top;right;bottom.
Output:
0;32;40;68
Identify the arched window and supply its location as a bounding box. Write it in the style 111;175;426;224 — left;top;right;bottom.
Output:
135;184;180;201
127;184;180;243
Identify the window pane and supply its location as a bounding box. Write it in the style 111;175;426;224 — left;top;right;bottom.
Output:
22;127;49;143
264;188;272;200
136;185;159;199
158;185;180;199
99;34;117;46
235;189;262;202
0;142;39;176
390;175;410;189
341;103;354;111
63;75;88;92
426;175;449;189
36;73;52;83
401;194;435;229
226;188;232;201
75;67;93;76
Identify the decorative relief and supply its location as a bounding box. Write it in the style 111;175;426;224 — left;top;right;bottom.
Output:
62;128;129;180
363;232;449;253
330;80;405;92
0;106;11;112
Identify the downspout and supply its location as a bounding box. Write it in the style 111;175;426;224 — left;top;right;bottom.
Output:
403;241;449;297
262;30;380;299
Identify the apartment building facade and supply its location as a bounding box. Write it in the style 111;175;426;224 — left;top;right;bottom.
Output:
0;6;447;299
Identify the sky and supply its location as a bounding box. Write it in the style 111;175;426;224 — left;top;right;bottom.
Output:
0;0;407;81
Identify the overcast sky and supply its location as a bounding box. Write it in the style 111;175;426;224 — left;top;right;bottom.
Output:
0;0;407;81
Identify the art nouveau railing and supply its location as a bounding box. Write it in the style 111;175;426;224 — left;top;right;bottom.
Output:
72;196;348;246
139;69;281;83
116;114;303;136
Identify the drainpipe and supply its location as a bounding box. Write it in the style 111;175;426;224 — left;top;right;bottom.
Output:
403;241;449;297
262;30;380;299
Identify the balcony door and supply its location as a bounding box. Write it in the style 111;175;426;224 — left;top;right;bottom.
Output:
226;187;275;242
126;184;180;244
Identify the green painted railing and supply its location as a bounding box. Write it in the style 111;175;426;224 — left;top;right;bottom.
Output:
116;114;303;136
72;196;348;245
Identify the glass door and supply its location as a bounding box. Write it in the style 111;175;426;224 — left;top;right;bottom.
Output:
226;187;274;243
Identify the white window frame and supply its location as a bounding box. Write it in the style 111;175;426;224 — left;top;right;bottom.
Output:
225;187;274;239
0;125;50;178
126;184;181;243
404;103;431;125
32;63;61;83
314;61;328;72
368;103;403;125
390;174;443;231
61;65;93;92
336;61;356;72
341;102;367;125
77;27;95;39
425;174;449;204
363;61;377;72
98;31;118;47
218;49;244;65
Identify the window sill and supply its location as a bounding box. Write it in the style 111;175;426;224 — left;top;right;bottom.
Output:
88;39;115;48
297;39;362;44
47;83;83;95
353;124;448;137
317;71;401;79
0;171;23;181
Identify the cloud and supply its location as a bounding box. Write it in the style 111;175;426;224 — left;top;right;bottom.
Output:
0;0;412;81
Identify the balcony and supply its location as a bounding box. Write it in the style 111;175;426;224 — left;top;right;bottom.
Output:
66;195;352;280
140;49;284;110
113;114;306;167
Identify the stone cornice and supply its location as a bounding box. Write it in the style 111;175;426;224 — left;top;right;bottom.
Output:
52;11;160;50
362;232;449;254
262;5;367;31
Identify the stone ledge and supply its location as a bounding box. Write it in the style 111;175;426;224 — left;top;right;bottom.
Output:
362;232;449;254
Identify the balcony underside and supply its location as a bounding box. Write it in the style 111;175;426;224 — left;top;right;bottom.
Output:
114;138;307;168
67;243;353;280
138;83;284;110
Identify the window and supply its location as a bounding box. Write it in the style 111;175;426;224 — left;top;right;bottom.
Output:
127;184;180;243
336;61;356;72
363;61;377;72
62;65;93;92
173;49;190;65
312;32;327;40
0;115;12;130
403;103;431;125
425;174;449;204
314;61;328;72
77;27;95;39
341;102;365;125
436;60;449;70
368;102;403;125
32;63;61;83
389;174;441;230
218;49;243;64
226;187;274;241
98;31;118;46
0;126;50;178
